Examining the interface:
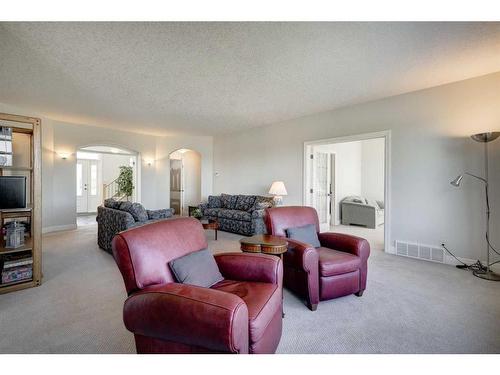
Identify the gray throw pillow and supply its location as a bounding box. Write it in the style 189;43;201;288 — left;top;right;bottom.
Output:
127;202;149;222
286;224;321;248
169;248;224;288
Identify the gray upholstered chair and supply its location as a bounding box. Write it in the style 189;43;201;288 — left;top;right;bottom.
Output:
340;196;384;229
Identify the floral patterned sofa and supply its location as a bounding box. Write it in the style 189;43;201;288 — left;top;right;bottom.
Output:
97;199;175;254
199;194;275;236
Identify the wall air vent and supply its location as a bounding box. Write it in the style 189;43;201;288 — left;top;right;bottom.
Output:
396;241;407;256
394;240;445;264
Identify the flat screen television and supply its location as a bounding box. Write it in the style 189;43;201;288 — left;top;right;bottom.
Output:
0;176;27;209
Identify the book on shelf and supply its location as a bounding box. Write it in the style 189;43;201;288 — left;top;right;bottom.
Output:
0;250;32;271
1;265;32;284
3;257;33;268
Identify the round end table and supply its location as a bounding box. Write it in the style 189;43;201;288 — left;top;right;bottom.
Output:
239;234;288;258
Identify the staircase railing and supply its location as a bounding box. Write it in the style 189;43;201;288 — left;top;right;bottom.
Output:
102;178;126;202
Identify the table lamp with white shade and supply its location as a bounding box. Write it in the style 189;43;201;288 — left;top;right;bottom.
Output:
269;181;287;206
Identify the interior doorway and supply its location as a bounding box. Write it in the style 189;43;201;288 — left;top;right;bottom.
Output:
304;131;390;252
169;148;201;216
76;145;138;216
76;158;100;214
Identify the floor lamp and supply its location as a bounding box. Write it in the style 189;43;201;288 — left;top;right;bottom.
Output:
450;131;500;281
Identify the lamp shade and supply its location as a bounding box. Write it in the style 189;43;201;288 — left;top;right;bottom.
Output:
268;181;288;196
470;132;500;143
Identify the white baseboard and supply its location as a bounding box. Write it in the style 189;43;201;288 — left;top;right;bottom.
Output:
42;224;77;234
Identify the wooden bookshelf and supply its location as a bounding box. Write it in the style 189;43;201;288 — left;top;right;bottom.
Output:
0;113;41;293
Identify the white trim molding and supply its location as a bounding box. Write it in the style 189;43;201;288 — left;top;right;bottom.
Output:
42;224;78;234
303;130;392;254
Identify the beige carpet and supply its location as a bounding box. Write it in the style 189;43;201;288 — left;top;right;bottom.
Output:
0;221;499;353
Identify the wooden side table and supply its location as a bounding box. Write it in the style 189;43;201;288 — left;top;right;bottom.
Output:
240;234;288;317
239;234;288;258
200;218;219;240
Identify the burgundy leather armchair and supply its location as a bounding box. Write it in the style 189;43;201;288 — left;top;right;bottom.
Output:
112;217;283;354
265;206;370;311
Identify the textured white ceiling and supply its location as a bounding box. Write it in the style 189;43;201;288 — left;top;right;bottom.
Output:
1;22;500;136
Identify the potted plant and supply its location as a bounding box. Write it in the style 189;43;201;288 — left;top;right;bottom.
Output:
191;208;203;219
117;165;134;200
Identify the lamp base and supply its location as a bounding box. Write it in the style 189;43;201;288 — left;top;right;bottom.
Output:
272;196;283;206
473;270;500;281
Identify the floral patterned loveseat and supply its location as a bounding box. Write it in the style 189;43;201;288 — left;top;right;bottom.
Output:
97;199;175;254
199;194;275;236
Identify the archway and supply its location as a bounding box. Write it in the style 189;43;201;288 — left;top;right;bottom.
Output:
75;145;139;224
169;148;201;216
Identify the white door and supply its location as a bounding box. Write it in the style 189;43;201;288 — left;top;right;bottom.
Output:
77;159;100;213
314;152;330;230
329;153;336;226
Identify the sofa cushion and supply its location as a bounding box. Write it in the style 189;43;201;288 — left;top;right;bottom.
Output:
218;218;253;236
221;193;237;209
212;280;281;344
127;202;149;222
104;198;121;209
208;195;222;208
234;195;257;211
169;248;224;288
218;209;252;221
317;247;361;277
285;224;321;248
119;201;133;212
204;208;221;217
367;198;379;209
147;208;174;220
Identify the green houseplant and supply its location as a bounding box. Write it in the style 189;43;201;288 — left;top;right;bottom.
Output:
117;165;134;200
191;207;203;219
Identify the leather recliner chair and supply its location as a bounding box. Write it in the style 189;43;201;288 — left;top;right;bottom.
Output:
265;206;370;311
112;217;283;354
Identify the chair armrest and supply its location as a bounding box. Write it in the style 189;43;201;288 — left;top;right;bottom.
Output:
284;238;319;274
123;283;249;354
318;232;370;261
214;252;282;285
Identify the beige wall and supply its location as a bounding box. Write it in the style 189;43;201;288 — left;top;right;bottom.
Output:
361;137;385;203
214;71;500;262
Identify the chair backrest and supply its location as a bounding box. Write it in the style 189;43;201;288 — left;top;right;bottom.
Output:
265;206;320;237
112;217;208;295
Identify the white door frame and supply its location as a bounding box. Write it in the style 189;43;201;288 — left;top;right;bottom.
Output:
303;130;391;254
77;144;141;203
